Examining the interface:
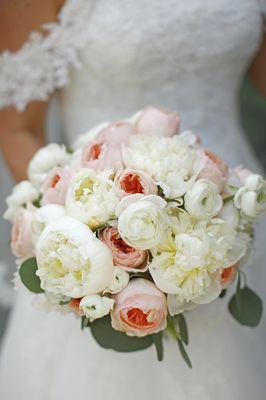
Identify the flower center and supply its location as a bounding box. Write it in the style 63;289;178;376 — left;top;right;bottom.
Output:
126;308;153;328
51;174;61;188
111;233;135;254
120;173;144;194
89;144;103;160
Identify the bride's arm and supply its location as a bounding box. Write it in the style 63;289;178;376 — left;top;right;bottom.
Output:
249;33;266;97
0;0;65;182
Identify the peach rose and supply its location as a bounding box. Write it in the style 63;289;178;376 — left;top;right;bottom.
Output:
11;209;34;258
198;149;229;193
99;227;148;272
135;106;180;137
111;278;167;337
220;264;239;289
42;167;72;205
82;122;136;171
114;168;158;198
68;298;83;316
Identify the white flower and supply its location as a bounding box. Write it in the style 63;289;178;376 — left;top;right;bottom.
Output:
117;194;168;250
103;266;129;294
28;144;69;187
149;213;246;301
4;180;39;221
31;204;66;245
122;135;202;199
234;174;266;218
36;217;113;298
218;201;239;230
72;122;109;150
79;295;114;321
65;168;119;229
184;179;223;219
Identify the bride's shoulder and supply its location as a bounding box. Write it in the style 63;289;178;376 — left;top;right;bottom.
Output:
0;0;93;112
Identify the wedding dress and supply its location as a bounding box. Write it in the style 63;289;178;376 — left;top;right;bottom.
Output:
0;1;266;399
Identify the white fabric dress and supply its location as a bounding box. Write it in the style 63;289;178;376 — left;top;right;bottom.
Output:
0;1;266;399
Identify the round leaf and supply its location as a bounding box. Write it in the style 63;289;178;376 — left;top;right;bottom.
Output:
90;316;153;352
19;257;44;294
228;286;263;327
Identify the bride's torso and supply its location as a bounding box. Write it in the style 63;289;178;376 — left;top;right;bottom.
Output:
61;0;263;167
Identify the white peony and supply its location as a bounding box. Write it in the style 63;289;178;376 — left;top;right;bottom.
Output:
234;174;266;218
31;204;66;245
149;213;247;301
184;179;223;219
36;217;113;298
28;143;69;187
122;135;202;199
103;266;129;294
65;168;119;229
116;194;168;250
4;180;39;221
79;295;114;321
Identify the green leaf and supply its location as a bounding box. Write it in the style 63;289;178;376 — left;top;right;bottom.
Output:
228;286;263;327
19;257;44;294
177;339;192;369
81;316;90;330
219;289;227;298
176;314;189;345
59;298;72;306
90;316;153;352
152;332;164;361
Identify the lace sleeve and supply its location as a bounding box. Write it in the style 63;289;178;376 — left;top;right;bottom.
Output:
0;0;94;112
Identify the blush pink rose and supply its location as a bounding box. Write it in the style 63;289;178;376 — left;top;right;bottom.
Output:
11;209;34;258
99;227;148;272
135;106;180;137
220;264;239;289
111;278;167;337
114;168;158;198
82;122;136;171
42;167;72;206
198;149;229;193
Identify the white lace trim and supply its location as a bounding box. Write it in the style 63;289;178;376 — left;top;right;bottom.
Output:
0;0;94;112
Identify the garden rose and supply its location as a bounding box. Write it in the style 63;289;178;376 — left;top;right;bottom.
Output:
41;167;72;205
135;106;180;137
11;208;34;258
111;278;167;337
28;143;69;187
114;168;158;198
184;178;223;219
81;122;135;171
36;217;113;298
220;264;239;289
116;194;168;250
198;150;229;192
65;168;119;229
79;295;114;321
99;226;148;272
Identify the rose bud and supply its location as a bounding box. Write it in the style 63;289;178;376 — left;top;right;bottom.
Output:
135;106;180;137
99;227;148;272
111;278;167;337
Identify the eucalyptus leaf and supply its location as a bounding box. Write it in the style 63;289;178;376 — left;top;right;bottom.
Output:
152;332;164;361
176;314;189;345
228;286;263;327
90;316;153;352
19;257;44;294
177;339;192;369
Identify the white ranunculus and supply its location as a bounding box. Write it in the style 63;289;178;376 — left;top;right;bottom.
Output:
72;122;109;150
65;168;119;229
122;135;202;199
4;180;39;221
117;194;168;250
149;213;246;301
218;201;239;230
28;143;69;187
234;174;266;218
184;179;223;219
79;295;114;321
103;266;129;294
31;204;66;245
36;217;113;298
167;295;198;316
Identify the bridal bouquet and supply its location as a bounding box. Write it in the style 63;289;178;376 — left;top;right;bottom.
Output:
5;107;265;366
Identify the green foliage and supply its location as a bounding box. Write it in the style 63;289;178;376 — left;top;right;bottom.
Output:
90;316;153;352
152;332;164;361
19;257;44;294
167;314;192;368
